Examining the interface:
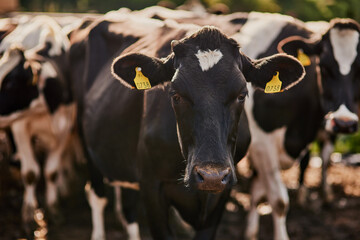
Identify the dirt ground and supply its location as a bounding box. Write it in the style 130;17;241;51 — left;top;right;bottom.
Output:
0;156;359;240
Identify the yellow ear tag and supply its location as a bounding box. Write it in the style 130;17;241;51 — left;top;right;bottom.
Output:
133;67;151;90
265;71;282;93
297;49;311;66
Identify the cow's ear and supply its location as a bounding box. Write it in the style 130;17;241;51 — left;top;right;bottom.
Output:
111;53;175;89
241;53;305;92
277;36;321;58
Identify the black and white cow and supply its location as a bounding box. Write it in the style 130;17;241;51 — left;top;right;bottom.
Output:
0;15;75;228
228;13;360;240
294;19;360;205
130;8;360;239
70;12;304;239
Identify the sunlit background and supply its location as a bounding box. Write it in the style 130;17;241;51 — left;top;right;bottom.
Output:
9;0;360;22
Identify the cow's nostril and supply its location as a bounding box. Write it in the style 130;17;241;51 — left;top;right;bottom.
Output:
221;170;230;184
196;170;204;183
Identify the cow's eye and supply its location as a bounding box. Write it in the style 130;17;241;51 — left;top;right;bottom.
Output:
237;93;247;103
172;93;182;104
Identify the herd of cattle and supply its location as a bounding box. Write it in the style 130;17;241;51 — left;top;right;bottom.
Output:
0;5;359;240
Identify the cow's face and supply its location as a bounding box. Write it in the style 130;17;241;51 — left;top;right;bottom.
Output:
112;26;304;193
280;19;360;134
320;22;360;133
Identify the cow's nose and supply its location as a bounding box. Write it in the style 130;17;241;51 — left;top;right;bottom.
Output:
333;118;358;134
194;166;231;193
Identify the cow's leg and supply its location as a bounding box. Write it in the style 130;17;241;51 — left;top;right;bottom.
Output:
297;150;310;206
86;161;107;240
49;104;76;201
245;173;265;240
265;169;289;240
249;143;289;240
122;188;141;240
42;106;74;223
265;164;289;240
56;147;72;198
320;138;334;203
11;119;40;225
114;186;127;229
141;181;173;240
44;138;67;223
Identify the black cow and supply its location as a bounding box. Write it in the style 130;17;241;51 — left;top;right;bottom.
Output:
70;13;304;239
144;10;360;239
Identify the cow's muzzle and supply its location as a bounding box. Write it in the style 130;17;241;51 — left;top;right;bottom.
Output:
332;118;358;134
324;105;359;134
192;166;232;193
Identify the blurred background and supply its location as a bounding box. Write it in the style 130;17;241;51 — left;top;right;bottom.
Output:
0;0;357;22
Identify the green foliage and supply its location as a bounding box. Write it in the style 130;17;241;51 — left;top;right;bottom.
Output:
16;0;360;22
335;130;360;154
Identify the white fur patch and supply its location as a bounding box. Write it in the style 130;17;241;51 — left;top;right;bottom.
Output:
24;184;38;208
332;104;358;121
36;61;58;92
40;61;57;79
195;49;223;71
171;68;180;82
86;183;107;240
232;12;293;58
305;21;329;36
325;104;359;132
0;15;69;57
127;222;141;240
330;28;359;75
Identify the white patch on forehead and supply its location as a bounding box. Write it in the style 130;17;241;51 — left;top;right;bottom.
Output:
195;49;223;71
0;48;22;89
232;12;293;58
330;28;359;75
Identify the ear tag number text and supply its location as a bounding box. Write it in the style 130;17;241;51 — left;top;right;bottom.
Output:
265;71;282;93
134;67;151;90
